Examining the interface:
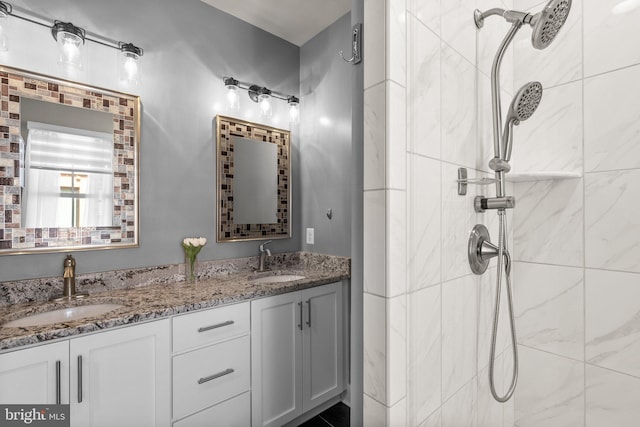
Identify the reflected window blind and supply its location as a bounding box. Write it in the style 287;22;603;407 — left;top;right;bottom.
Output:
26;121;113;174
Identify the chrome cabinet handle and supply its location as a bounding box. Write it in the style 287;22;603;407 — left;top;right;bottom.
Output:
77;355;83;403
306;300;311;327
298;302;303;330
198;320;234;333
197;368;234;384
55;360;61;405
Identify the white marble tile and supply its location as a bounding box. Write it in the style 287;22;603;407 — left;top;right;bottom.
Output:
586;365;640;427
442;376;478;427
364;83;386;190
584;0;640;77
387;0;407;87
513;0;546;10
513;262;584;360
477;361;505;427
441;0;477;66
388;294;407;405
387;190;407;297
510;81;583;175
419;408;442;427
364;394;387;427
389;397;407;426
513;178;583;266
442;163;478;281
387;82;407;190
514;346;585;427
585;64;640;172
410;0;441;34
513;0;582;89
364;293;387;403
364;190;386;296
409;155;441;291
585;269;640;377
441;43;477;169
408;15;441;160
442;275;478;400
477;263;515;374
478;266;497;371
409;285;442;425
503;350;515;427
585;170;640;273
364;0;386;88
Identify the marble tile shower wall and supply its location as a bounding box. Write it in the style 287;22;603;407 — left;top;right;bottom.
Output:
510;0;640;426
363;0;517;426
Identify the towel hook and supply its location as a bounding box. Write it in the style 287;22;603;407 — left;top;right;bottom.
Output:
339;23;362;64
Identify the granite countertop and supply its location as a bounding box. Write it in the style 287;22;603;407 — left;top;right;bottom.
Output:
0;252;350;351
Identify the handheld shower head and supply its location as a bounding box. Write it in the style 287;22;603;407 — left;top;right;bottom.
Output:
509;81;543;122
530;0;572;49
502;82;543;162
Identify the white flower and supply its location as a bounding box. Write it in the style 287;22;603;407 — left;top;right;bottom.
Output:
182;237;207;247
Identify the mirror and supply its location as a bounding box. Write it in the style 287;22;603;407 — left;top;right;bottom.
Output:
0;66;140;254
216;115;291;242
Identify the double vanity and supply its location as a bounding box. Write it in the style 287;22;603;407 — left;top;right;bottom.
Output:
0;252;350;427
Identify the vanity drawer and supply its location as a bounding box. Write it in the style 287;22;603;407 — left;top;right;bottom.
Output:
173;391;250;427
172;335;250;420
172;301;249;353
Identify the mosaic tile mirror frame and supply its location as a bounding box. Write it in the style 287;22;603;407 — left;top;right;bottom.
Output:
216;115;291;242
0;66;140;254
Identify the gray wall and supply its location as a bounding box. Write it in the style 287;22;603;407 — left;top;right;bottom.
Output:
0;0;301;280
299;13;352;256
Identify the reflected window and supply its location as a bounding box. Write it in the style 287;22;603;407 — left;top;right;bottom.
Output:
23;122;113;228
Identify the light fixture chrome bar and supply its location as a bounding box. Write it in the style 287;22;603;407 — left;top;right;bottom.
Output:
223;76;298;105
0;1;143;56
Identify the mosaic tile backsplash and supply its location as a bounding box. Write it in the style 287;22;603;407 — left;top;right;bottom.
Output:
0;67;139;252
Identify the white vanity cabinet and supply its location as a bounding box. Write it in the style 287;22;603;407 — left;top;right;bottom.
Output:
171;301;251;427
0;340;69;404
251;281;344;427
69;319;171;427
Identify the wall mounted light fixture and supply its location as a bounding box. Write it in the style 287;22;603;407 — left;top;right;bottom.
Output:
0;2;11;51
51;21;85;68
0;1;144;84
223;76;300;123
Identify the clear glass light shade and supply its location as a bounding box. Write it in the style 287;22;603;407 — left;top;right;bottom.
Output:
119;51;141;86
288;100;299;124
57;31;83;68
258;93;272;118
226;84;240;111
0;12;8;52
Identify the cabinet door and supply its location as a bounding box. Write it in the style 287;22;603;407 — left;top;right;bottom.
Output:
70;319;171;427
0;341;69;405
302;281;344;411
251;291;303;427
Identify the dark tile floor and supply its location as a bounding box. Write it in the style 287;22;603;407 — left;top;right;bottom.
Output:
298;402;350;427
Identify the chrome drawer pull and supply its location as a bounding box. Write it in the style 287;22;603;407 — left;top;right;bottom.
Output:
77;355;83;403
197;368;235;384
55;360;61;405
198;320;234;333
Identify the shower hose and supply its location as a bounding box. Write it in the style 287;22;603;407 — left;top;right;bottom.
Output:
489;209;519;402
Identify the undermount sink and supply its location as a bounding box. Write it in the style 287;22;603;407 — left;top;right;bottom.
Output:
249;275;306;284
2;304;124;328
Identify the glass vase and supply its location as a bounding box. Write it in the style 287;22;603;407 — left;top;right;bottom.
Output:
185;255;198;284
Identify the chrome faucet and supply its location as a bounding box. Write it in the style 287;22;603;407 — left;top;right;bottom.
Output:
54;254;87;301
257;240;272;272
